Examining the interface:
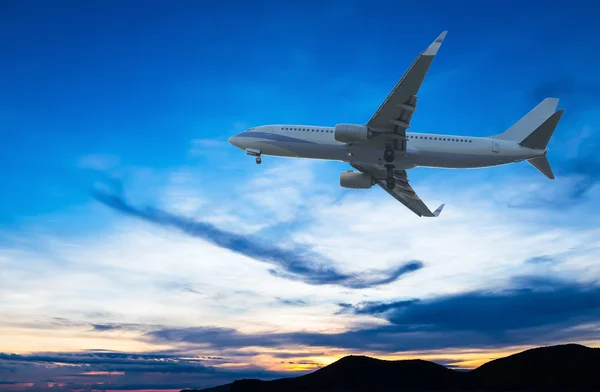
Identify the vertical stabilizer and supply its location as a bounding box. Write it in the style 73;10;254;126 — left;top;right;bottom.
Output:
494;98;559;141
519;110;564;150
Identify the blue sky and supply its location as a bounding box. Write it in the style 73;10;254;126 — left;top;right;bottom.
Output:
1;0;600;391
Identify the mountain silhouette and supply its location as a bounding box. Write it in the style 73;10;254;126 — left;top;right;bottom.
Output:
469;343;600;391
182;343;600;392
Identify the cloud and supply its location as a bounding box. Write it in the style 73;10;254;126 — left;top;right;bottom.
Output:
525;255;558;264
0;351;211;372
0;351;287;391
79;154;121;171
90;181;424;289
276;298;308;306
148;275;600;353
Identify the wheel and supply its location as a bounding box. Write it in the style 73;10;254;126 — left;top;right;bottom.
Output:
384;148;395;163
255;157;262;164
386;178;396;189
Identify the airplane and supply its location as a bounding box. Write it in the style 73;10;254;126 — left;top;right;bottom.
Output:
228;31;564;218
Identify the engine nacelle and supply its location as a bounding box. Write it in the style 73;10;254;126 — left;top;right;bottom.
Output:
340;171;375;189
334;124;372;143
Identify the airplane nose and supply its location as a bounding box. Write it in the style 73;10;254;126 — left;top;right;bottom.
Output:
228;135;241;148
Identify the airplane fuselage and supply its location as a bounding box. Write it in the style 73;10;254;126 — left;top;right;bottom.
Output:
229;125;546;170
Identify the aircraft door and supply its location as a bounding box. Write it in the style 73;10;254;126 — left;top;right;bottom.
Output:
492;140;500;153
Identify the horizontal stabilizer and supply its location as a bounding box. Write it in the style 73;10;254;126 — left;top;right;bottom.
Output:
527;156;555;180
520;110;564;150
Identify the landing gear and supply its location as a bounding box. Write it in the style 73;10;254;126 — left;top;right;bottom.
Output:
385;164;396;189
384;145;395;163
245;148;262;165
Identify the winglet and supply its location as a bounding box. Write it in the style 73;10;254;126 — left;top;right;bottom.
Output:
423;31;447;56
431;203;445;217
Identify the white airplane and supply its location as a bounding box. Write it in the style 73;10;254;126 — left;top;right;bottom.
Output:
228;31;564;218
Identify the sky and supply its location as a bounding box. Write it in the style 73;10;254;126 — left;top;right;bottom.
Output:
1;0;600;390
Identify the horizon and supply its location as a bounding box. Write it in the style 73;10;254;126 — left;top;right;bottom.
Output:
2;0;600;391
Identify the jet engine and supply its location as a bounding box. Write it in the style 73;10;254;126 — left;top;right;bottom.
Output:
340;171;375;189
334;124;372;143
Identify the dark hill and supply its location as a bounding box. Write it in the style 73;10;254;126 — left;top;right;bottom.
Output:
185;343;600;392
233;355;462;392
182;384;231;392
469;343;600;391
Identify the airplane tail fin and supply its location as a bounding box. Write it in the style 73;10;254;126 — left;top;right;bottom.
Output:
493;98;564;180
493;98;560;144
519;110;564;150
527;156;555;180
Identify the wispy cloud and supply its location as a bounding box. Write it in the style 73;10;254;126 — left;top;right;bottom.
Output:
90;180;424;289
525;255;558;264
78;154;121;171
276;298;308;306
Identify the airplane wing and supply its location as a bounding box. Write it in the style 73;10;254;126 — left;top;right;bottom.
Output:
351;163;444;218
364;31;447;151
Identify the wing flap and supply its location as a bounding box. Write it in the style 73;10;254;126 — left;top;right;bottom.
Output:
351;164;443;218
